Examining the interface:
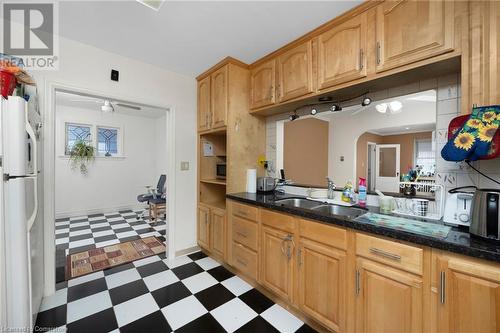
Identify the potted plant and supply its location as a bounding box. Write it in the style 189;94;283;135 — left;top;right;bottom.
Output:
68;140;95;175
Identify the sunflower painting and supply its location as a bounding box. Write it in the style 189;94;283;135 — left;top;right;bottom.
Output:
467;118;482;128
482;111;497;123
454;132;475;150
452;106;499;151
478;124;499;142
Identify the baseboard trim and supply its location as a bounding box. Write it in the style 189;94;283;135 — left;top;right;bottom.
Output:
175;245;200;257
55;203;145;219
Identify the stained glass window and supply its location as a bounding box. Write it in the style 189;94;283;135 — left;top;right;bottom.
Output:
97;127;118;156
65;124;91;155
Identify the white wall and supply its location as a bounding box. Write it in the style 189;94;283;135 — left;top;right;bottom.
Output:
54;105;165;217
31;35;197;292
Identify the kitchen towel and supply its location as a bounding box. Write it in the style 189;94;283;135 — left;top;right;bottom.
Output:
246;169;257;193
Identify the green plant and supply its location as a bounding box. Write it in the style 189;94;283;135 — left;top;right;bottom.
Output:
68;140;95;175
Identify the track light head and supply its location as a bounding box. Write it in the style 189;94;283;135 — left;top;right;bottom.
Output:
310;108;318;115
330;104;342;112
361;96;372;107
289;112;300;121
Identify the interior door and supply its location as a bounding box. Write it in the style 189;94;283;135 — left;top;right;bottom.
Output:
375;144;400;193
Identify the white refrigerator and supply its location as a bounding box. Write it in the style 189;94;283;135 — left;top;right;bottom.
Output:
0;95;43;330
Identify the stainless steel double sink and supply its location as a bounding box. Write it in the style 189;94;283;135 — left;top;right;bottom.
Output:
274;198;366;219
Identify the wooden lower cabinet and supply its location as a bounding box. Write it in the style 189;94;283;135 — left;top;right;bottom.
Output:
298;238;347;332
260;225;295;302
197;205;225;259
197;205;210;249
436;254;500;333
355;258;423;333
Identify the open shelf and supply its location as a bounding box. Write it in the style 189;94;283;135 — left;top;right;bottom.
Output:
200;178;227;186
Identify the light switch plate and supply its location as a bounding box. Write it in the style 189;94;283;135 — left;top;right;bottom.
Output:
180;161;189;171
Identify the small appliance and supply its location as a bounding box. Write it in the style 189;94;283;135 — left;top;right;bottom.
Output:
443;186;474;226
257;177;277;193
216;162;226;179
470;188;500;240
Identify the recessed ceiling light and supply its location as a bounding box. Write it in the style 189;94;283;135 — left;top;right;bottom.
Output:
405;127;410;130
136;0;165;11
101;100;114;113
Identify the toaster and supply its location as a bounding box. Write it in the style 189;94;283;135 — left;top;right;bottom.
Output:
470;188;500;240
257;177;277;193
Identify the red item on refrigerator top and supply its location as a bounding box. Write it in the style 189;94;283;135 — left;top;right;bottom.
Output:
0;71;17;99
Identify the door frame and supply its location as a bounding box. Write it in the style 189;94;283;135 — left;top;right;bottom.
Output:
375;143;400;192
42;81;177;296
366;142;377;192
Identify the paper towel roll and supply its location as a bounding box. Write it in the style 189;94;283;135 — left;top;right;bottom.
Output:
246;169;257;193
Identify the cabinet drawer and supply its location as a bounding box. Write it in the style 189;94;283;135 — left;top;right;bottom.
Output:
356;233;423;275
261;209;295;233
233;216;258;251
232;202;258;222
232;242;257;280
299;219;347;250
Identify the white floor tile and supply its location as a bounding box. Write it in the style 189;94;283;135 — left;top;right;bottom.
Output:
90;222;110;229
210;298;257;332
69;238;94;249
131;224;150;230
195;257;220;271
221;276;253;296
69;216;87;221
164;256;192;269
110;223;129;230
69;229;92;237
107;217;125;222
67;271;104;287
94;239;120;248
67;291;112;323
70;221;90;228
88;216;105;221
55;229;69;235
116;230;138;239
105;268;141;289
139;231;161;238
55;237;69;246
161;295;207;330
133;255;161;267
261;304;304;333
92;229;115;237
143;270;179;292
113;293;159;327
181;272;218;294
39;288;67;311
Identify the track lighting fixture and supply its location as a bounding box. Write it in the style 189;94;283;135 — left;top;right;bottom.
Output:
310;108;318;115
361;95;372;107
330;104;342;112
289;111;300;121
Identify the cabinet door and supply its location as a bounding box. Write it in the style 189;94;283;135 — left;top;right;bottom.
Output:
211;208;226;258
197;206;210;249
298;238;347;332
375;0;454;72
437;256;500;333
317;13;367;90
277;41;314;102
211;65;228;129
355;258;422;333
250;59;276;109
260;226;295;301
197;76;211;131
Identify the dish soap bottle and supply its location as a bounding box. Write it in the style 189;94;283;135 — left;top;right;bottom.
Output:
341;181;354;203
358;177;367;207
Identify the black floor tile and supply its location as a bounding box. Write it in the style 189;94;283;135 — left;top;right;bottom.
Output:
119;310;171;333
118;235;141;243
70;225;91;232
235;316;280;333
195;284;236;311
67;278;107;302
207;265;234;282
188;251;207;261
157;235;166;243
136;227;156;235
89;226;112;232
56;266;66;284
106;214;121;218
108;220;126;225
114;227;134;234
93;234;117;243
136;261;168;278
158;252;167;259
151;281;191;308
69;233;93;242
56;281;67;291
55;232;69;239
175;313;226;333
239;289;274;314
35;304;67;329
55;217;69;222
70;218;88;223
119;209;133;214
89;219;107;225
68;244;95;255
55;224;70;230
66;308;118;333
103;262;135;276
88;213;104;218
295;324;318;333
171;262;203;280
109;279;150;305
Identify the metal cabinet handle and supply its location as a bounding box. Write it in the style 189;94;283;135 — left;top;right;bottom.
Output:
359;48;364;70
355;270;360;296
369;247;401;261
376;42;381;65
440;271;446;304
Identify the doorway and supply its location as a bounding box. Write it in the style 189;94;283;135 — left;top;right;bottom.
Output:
367;143;377;192
375;144;401;192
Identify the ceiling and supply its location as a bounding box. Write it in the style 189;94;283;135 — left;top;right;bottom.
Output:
56;90;167;118
58;0;362;77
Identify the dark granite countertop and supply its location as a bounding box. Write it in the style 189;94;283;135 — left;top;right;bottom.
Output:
227;192;500;263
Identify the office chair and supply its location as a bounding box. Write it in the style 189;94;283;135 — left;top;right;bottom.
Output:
137;175;166;220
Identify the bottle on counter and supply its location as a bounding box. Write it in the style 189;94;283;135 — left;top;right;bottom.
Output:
358;177;367;207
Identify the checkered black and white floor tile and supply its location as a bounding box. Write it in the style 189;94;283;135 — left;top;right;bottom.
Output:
37;251;317;333
55;210;167;283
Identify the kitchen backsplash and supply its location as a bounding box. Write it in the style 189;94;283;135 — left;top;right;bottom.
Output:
265;73;500;193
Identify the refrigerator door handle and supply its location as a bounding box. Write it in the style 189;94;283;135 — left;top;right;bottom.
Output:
25;108;38;231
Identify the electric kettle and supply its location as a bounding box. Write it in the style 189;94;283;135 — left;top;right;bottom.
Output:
470;188;500;240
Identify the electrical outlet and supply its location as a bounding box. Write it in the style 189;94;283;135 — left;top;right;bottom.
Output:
180;161;189;171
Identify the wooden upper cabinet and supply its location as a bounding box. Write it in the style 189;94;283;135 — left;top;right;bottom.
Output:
197;76;211;131
250;59;276;109
437;255;500;333
211;208;226;258
355;258;423;333
317;13;367;90
375;0;454;73
210;65;228;129
298;238;347;332
277;41;314;102
197;205;210;249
